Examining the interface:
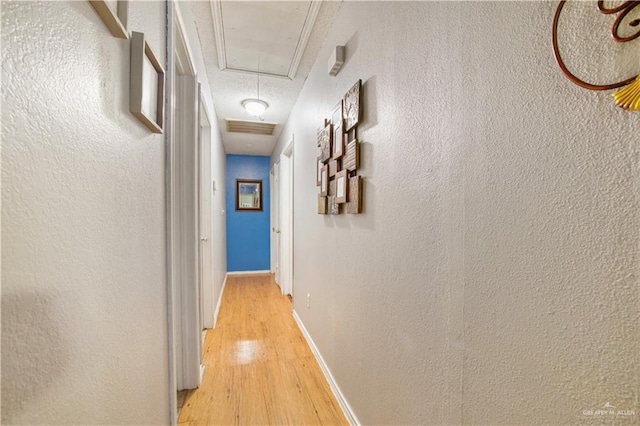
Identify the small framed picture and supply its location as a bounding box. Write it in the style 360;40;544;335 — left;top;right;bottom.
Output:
331;101;343;127
335;170;348;204
130;32;165;134
88;0;129;39
332;119;344;159
316;156;323;186
320;165;329;196
235;179;263;211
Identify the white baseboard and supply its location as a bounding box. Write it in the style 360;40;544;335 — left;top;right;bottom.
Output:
213;273;228;328
292;310;360;426
227;270;271;275
200;364;205;384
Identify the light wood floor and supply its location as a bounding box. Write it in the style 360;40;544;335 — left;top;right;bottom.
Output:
178;274;348;425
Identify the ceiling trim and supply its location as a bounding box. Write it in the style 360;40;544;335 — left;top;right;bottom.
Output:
287;0;322;79
210;0;227;71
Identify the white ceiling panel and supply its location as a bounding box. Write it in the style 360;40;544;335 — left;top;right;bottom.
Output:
221;1;312;76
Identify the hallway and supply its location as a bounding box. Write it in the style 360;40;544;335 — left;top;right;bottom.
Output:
178;275;347;425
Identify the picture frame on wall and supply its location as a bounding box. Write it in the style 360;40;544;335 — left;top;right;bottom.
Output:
88;0;129;39
235;179;263;211
331;101;343;127
335;170;348;204
320;165;329;196
316;156;323;186
130;31;165;134
332;119;344;159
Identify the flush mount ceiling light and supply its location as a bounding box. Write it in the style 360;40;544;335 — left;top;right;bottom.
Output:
242;99;268;117
242;67;269;117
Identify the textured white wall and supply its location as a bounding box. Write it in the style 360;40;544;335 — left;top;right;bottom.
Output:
272;1;639;424
176;0;227;327
2;1;169;424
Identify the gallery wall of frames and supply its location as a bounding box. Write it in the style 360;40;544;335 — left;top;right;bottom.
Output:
316;80;363;215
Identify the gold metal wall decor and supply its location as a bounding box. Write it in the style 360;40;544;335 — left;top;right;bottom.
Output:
317;80;364;215
552;1;640;110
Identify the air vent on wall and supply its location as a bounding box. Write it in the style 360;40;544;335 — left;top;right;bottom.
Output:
226;119;278;136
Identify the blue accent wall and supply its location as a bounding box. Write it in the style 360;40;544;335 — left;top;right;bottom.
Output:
226;155;271;272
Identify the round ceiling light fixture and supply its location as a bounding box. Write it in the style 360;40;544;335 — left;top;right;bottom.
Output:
242;99;268;117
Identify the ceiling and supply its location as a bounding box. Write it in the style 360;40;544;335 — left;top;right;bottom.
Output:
190;1;342;156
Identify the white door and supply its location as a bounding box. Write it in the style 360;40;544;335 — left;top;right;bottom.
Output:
279;139;294;297
199;92;213;330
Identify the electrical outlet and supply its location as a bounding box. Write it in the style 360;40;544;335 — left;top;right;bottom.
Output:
306;293;310;309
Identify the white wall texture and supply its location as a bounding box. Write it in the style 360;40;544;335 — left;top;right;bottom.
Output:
2;1;169;423
272;1;639;424
176;0;227;328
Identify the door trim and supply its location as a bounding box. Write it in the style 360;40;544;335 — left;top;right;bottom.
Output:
175;74;201;391
199;90;214;330
272;162;280;285
167;3;202;424
165;2;177;423
279;136;294;297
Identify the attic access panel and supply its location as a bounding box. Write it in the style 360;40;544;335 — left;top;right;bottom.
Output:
212;1;320;78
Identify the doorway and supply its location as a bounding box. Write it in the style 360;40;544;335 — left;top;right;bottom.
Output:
277;137;294;298
199;93;214;331
168;5;203;422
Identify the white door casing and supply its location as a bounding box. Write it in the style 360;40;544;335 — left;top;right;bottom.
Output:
199;93;214;330
273;162;280;285
270;166;275;274
170;2;202;395
279;137;294;297
174;74;202;391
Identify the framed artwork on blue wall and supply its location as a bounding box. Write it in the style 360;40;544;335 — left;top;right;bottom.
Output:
236;179;263;211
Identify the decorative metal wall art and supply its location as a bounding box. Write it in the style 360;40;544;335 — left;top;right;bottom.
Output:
317;124;332;162
317;80;363;215
343;80;361;130
346;176;362;215
552;1;640;110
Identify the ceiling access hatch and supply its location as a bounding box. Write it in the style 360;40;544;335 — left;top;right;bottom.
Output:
211;1;321;79
226;119;278;136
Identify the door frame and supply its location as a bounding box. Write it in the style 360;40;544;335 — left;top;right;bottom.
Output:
271;162;280;285
279;136;294;297
199;92;214;330
167;3;203;424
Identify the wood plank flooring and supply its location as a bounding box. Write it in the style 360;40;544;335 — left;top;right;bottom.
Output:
178;274;348;425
